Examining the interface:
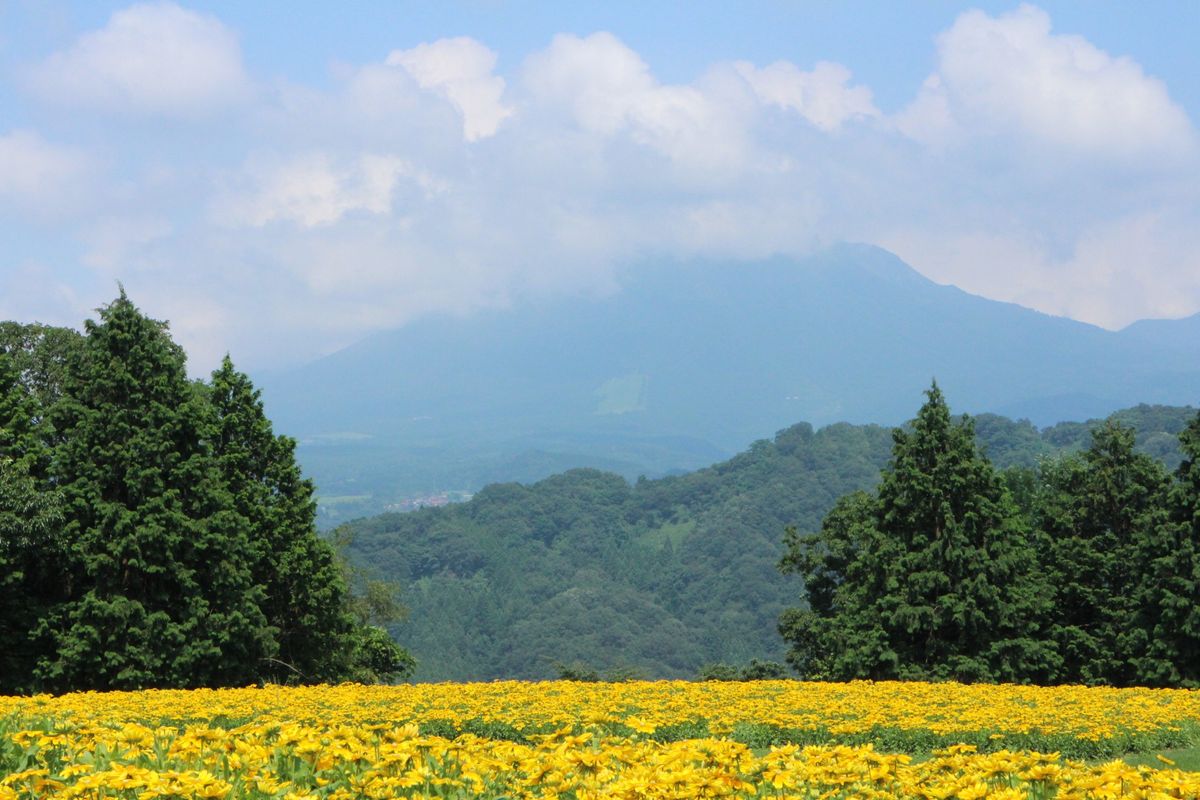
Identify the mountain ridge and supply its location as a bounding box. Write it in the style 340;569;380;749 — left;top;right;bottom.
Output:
258;244;1200;522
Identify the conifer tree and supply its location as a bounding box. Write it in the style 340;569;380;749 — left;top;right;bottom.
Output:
1035;422;1169;685
1132;412;1200;686
780;383;1056;682
207;356;358;682
37;293;273;690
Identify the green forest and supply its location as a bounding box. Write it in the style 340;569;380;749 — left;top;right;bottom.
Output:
0;295;413;693
782;384;1200;687
341;395;1196;682
4;294;1200;690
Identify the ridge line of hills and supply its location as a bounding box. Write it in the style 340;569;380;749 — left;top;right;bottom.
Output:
341;401;1196;682
259;244;1200;526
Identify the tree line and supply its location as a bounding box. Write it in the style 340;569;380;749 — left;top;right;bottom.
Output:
780;383;1200;687
0;293;414;693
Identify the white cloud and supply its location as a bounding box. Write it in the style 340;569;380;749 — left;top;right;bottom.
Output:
25;2;249;117
0;263;90;328
6;11;1200;374
733;60;879;132
896;4;1196;161
216;153;440;228
81;216;173;271
881;211;1200;329
386;37;513;141
0;130;93;214
520;33;748;173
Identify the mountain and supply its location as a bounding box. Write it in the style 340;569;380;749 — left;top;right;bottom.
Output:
1120;311;1200;358
341;404;1196;682
259;244;1200;521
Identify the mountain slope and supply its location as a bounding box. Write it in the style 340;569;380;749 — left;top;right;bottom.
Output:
343;404;1196;682
260;244;1200;520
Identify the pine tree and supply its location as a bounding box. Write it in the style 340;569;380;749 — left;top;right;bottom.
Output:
1132;411;1200;686
780;383;1057;682
1036;422;1169;685
207;356;359;682
36;293;274;690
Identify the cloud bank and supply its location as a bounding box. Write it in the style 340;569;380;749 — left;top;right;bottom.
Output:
2;2;1197;372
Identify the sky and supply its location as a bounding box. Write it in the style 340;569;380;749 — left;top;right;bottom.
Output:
2;1;1199;373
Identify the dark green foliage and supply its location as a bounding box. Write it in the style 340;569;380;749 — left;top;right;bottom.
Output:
782;388;1200;687
0;322;85;413
36;293;274;690
780;383;1057;682
343;624;417;684
207;358;362;684
699;659;789;680
553;662;603;682
1133;411;1200;687
340;394;1197;682
1032;422;1170;685
973;414;1053;468
342;425;896;681
0;349;63;692
0;299;413;691
551;661;643;681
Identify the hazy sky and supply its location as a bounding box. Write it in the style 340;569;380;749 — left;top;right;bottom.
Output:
2;1;1199;372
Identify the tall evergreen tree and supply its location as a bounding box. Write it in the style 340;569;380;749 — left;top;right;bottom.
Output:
207;356;358;682
1035;422;1169;685
1132;411;1200;687
780;383;1056;682
36;293;274;690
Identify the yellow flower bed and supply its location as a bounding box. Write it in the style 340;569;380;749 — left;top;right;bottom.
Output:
5;680;1197;740
0;681;1198;798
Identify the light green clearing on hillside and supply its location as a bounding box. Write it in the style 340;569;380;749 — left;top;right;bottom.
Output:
637;519;696;549
594;373;648;415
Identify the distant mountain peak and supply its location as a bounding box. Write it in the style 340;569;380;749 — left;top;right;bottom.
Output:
260;243;1200;515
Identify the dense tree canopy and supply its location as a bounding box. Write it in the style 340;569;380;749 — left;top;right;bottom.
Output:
9;293;1197;688
779;384;1056;682
781;386;1200;687
0;295;414;692
340;391;1195;682
1134;413;1200;686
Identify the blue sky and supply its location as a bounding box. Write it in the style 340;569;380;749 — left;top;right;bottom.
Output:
2;2;1198;371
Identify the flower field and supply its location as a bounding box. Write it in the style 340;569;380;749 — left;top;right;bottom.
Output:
2;681;1199;799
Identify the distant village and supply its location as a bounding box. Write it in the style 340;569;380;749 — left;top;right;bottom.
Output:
385;491;474;513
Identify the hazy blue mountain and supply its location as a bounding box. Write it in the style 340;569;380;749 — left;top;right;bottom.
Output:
259;244;1200;521
1120;312;1200;357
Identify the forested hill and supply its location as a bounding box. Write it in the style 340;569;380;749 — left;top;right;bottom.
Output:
343;403;1195;682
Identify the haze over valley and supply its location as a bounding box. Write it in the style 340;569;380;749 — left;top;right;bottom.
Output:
257;244;1200;523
